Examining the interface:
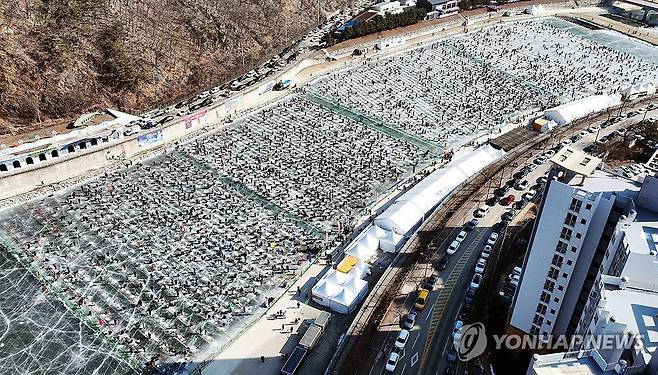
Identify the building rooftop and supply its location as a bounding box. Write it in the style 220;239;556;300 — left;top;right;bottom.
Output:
577;170;641;199
530;351;614;375
550;146;602;177
602;283;658;366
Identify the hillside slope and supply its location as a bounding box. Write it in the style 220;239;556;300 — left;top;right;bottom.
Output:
0;0;349;137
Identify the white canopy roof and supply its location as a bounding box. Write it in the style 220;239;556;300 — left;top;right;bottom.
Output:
374;201;424;235
544;94;622;126
311;269;369;314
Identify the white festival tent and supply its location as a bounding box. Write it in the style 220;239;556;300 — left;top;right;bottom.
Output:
311;269;369;314
544;94;622;126
345;224;385;261
374;201;425;235
376;144;505;252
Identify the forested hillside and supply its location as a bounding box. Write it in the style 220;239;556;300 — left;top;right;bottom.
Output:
0;0;349;136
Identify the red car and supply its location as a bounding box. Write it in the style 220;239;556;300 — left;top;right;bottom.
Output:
501;194;516;206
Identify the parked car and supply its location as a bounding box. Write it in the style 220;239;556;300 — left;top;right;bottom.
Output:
465;218;479;231
394;329;410;350
158;115;175;125
487;232;499;246
456;230;468;242
502;209;517;222
486;196;499;206
435;255;449;271
474;258;486;274
447;347;458;362
470;273;482;290
452;320;464;342
423;274;439;290
414;289;430;310
402;311;417;330
494;186;510;197
588;125;600;133
501;195;516;206
513;200;526;210
385;352;400;373
475;206;490;218
515;180;529;190
481;245;492;259
447;240;461;255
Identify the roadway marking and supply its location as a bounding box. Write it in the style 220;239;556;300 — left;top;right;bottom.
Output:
425;302;435;321
411;352;419;367
401;363;407;375
412;332;421;349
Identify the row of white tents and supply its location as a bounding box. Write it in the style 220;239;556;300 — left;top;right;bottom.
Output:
544;82;656;126
311;144;506;314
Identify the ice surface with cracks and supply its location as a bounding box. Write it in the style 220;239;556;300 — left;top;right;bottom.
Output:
0;250;134;375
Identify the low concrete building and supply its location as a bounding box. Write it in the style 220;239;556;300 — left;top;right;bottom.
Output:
418;0;459;17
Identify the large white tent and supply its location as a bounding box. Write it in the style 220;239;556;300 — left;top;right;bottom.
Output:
374;201;425;235
375;144;505;252
345;224;384;261
544;94;622;126
311;269;369;314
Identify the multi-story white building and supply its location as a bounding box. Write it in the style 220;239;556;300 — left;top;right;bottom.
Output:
511;147;657;340
513;147;658;374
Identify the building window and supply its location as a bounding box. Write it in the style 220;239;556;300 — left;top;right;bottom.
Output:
540;292;551;303
562;272;568;278
570;198;582;213
544;280;555;292
550;309;556;314
537;303;548;315
39;153;47;161
530;326;540;335
551;255;564;267
554;297;560;303
565;213;577;227
547;267;559;280
571;246;577;253
560;227;573;241
556;241;568;254
533;314;544;326
585;203;592;210
576;232;582;239
558;285;564;291
546;320;552;326
581;218;587;225
567;260;573;266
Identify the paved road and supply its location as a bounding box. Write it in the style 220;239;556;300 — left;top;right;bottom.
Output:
366;152;550;375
